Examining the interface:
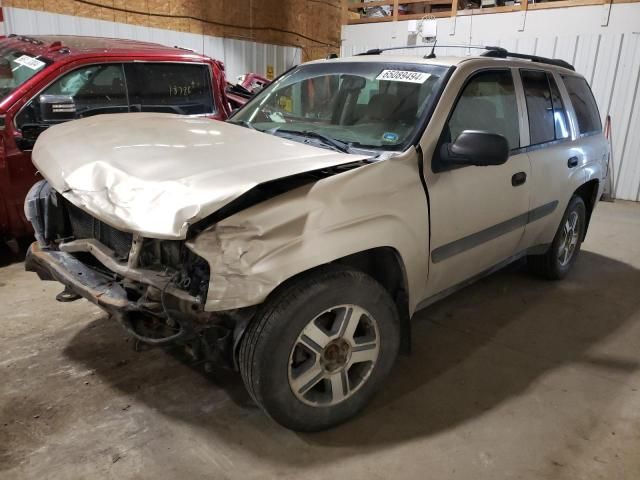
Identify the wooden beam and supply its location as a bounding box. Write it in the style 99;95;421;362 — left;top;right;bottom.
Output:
457;5;519;15
397;11;453;19
393;0;399;20
347;0;633;24
347;1;389;10
529;0;602;9
398;0;451;4
347;15;395;24
347;0;451;9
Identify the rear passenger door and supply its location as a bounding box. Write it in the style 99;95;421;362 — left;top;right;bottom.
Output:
518;70;599;250
124;63;216;116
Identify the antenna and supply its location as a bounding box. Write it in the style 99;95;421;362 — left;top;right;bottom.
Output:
425;40;437;59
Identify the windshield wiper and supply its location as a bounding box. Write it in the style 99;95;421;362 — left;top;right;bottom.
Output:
271;128;351;154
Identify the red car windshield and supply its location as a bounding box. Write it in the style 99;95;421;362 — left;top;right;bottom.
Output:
0;46;51;101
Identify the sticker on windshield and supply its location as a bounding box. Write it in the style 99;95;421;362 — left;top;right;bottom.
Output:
376;70;430;84
14;55;45;71
382;132;399;143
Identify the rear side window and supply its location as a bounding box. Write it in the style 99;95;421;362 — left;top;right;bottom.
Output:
548;75;570;140
521;70;570;144
446;70;520;150
562;75;601;134
124;63;215;115
521;70;555;145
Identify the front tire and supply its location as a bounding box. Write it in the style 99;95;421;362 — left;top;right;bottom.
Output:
239;266;401;431
528;195;586;280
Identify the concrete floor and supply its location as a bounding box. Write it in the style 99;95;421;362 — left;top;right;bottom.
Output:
1;200;639;480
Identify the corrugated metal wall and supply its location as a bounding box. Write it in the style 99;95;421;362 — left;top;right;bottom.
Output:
3;7;301;82
343;3;640;201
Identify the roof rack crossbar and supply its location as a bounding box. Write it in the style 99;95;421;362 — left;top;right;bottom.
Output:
355;44;575;71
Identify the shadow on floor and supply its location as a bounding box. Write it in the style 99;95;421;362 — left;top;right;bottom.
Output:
0;239;28;267
62;251;640;464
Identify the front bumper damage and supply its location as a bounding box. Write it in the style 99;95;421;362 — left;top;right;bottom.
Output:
25;240;247;367
25;241;196;344
26;241;131;313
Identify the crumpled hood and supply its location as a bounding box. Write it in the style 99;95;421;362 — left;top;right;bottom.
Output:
33;113;369;239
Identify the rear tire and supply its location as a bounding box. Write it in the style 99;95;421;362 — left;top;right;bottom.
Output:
238;265;400;431
528;195;586;280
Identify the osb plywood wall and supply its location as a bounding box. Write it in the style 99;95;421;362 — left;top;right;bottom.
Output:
4;0;342;59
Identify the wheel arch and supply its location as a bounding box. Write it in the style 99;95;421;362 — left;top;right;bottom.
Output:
333;247;411;354
230;246;412;367
573;179;599;240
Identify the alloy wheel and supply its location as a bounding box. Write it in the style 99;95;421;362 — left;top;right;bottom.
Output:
558;210;580;266
288;304;380;407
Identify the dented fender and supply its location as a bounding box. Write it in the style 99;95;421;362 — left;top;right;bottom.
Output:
187;148;430;314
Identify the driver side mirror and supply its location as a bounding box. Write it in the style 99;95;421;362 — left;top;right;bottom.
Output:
39;94;77;123
439;130;509;168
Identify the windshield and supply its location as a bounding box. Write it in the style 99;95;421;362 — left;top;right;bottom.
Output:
231;61;448;150
0;47;50;102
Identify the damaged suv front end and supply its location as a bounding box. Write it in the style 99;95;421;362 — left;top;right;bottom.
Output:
22;111;378;366
24;58;450;430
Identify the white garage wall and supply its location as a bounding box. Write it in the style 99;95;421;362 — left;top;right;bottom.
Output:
343;3;640;201
3;7;301;83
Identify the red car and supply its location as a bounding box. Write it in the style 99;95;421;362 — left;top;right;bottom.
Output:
0;34;236;250
226;73;271;108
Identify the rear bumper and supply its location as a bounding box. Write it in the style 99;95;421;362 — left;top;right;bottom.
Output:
25;241;132;315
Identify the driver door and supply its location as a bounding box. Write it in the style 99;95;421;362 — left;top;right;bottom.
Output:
422;68;531;298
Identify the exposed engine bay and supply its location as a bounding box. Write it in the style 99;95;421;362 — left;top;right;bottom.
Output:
23;179;256;368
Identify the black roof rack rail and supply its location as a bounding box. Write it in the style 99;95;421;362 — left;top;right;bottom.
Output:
355;44;575;71
356;44;487;56
481;46;575;71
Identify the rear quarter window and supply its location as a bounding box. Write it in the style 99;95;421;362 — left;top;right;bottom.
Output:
562;75;602;135
521;70;570;145
521;70;555;145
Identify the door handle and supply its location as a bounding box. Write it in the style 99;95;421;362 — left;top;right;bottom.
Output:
512;171;527;187
567;156;579;168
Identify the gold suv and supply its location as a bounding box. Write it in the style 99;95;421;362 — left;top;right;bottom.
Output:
25;47;609;431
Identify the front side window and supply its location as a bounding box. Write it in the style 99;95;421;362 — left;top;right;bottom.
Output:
16;63;128;128
231;62;448;150
446;70;520;150
124;63;215;115
562;75;601;134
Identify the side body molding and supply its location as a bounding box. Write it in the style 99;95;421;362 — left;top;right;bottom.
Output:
187;149;430;314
